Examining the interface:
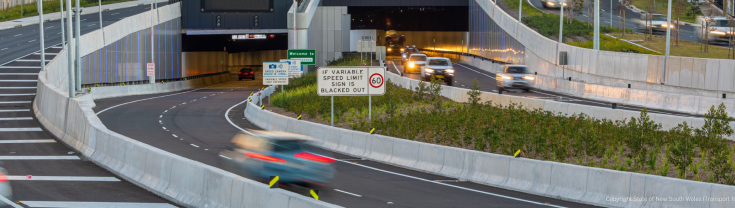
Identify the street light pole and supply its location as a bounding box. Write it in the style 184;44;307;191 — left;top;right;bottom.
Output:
99;0;103;30
37;0;45;71
663;0;672;84
559;1;564;43
149;1;156;84
519;0;523;22
60;0;65;49
65;0;74;98
594;0;600;50
75;0;81;91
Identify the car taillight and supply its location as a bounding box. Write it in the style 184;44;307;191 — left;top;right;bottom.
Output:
245;152;286;163
239;72;242;74
294;152;335;163
0;174;6;183
250;72;254;75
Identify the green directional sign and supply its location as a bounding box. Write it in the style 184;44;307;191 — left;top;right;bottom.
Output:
287;49;316;65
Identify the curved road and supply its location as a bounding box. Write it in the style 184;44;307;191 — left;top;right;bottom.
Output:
93;79;598;208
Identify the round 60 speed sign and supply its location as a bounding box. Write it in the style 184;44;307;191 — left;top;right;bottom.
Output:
369;73;384;88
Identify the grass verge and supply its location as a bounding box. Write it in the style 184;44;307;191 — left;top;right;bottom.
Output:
612;33;734;59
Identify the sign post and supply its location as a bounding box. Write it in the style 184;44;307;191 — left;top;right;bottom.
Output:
263;62;289;102
317;67;385;126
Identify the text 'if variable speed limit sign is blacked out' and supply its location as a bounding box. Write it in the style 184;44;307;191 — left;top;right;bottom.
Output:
317;67;385;96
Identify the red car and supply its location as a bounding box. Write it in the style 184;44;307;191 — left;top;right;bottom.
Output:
239;68;255;80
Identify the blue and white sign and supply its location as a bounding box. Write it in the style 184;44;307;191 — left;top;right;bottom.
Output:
280;59;303;78
263;62;289;85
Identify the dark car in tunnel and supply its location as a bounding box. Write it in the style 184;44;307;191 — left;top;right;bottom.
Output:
238;68;256;80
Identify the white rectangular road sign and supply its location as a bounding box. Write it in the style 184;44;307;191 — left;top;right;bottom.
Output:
146;63;155;76
317;67;385;96
280;59;302;78
263;62;289;85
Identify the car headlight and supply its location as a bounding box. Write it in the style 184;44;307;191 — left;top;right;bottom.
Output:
501;75;512;80
547;2;555;6
523;76;535;80
562;2;567;6
711;30;727;35
445;69;455;73
402;54;406;58
388;48;392;52
661;24;675;28
400;48;405;52
425;68;434;73
409;62;415;68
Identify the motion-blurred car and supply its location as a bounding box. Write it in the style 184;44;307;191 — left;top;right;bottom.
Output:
636;13;675;33
404;53;427;73
238;68;255;81
541;0;567;9
420;57;454;85
698;16;733;43
401;46;420;65
218;131;335;188
0;162;11;204
496;65;534;93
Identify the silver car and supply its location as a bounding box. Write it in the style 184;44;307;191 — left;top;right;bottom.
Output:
496;65;534;92
404;53;427;74
219;131;335;188
420;57;455;85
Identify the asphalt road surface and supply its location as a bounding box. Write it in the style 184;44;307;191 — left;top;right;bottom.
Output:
93;79;600;208
387;55;700;118
0;3;178;207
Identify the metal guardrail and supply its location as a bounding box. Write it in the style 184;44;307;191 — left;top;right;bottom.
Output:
418;48;511;65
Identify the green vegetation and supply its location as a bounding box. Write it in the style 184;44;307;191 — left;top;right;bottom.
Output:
567;34;661;54
0;0;135;22
630;0;699;24
269;55;735;185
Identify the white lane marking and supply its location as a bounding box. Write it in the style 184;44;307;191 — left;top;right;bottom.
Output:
172;134;178;138
0;80;37;82
162;127;166;130
0;139;55;143
6;176;120;182
20;201;177;208
0;73;38;75
0;128;42;131
0;156;79;160
0;66;41;68
219;155;232;160
0;48;7;51
111;12;120;15
16;59;51;62
96;90;199;115
45;26;54;29
0;93;36;96
34;53;58;55
390;61;402;76
28;39;36;42
334;189;362;197
0;117;32;120
164;110;168;113
0;195;22;208
13;34;21;37
455;64;496;80
0;109;29;112
316;153;567;208
0;101;31;104
51;46;62;49
81;19;86;21
0;87;37;89
159;115;162;118
226;98;565;207
88;24;96;26
190;144;199;148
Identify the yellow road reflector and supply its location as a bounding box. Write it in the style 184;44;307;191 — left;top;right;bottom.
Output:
162;81;165;83
310;190;319;200
122;83;125;86
297;115;302;120
184;78;187;80
369;128;375;134
95;84;99;87
250;92;253;96
88;88;91;91
514;149;521;158
269;176;279;188
260;87;264;91
260;105;265;110
248;97;252;102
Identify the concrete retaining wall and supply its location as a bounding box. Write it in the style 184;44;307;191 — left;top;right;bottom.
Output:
245;84;735;208
472;0;735;113
32;2;340;208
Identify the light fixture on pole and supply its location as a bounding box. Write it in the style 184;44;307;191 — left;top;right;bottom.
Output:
74;0;81;91
594;0;600;50
559;0;564;43
663;0;673;84
66;0;74;98
60;0;65;49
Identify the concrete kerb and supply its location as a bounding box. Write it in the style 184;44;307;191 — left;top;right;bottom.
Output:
366;134;394;162
198;168;236;208
504;157;552;196
545;162;589;203
413;142;445;174
164;158;205;206
387;138;420;168
463;151;510;188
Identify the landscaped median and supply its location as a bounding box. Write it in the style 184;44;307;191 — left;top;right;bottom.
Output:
253;55;735;195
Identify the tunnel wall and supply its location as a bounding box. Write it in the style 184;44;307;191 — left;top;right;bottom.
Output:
227;50;288;72
181;52;228;77
468;0;525;64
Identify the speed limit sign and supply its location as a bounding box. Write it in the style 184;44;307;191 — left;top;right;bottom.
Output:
317;67;385;96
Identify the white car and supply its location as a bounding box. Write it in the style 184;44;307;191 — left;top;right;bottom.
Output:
636;14;675;33
697;16;733;43
0;163;11;204
404;53;427;74
420;57;454;85
541;0;567;9
496;65;534;93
